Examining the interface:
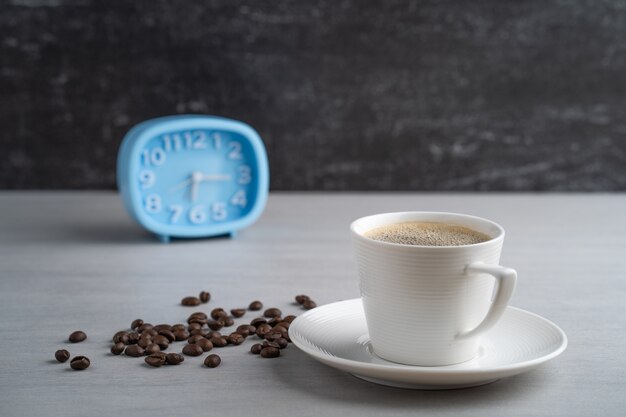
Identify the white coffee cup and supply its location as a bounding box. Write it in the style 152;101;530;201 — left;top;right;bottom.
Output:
350;212;517;366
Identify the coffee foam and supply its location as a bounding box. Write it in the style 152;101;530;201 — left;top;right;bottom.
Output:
364;221;491;246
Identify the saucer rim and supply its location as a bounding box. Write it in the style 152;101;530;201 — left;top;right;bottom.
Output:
289;298;568;375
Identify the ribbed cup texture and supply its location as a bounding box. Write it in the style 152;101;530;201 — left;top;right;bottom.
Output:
352;235;503;366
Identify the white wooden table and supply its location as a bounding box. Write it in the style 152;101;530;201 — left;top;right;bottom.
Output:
0;192;624;417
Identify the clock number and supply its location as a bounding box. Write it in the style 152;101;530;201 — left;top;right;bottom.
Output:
142;148;166;166
162;134;182;152
168;205;183;223
189;205;207;224
230;190;247;208
145;194;162;213
212;133;222;150
238;165;252;185
192;131;207;149
228;141;242;159
212;202;227;221
138;169;155;189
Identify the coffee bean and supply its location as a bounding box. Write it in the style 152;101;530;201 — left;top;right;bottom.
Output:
210;336;228;348
265;331;283;342
171;324;186;332
182;344;203;356
208;319;224;331
69;330;87;343
153;324;172;333
125;345;145;357
145;343;161;355
260;347;280;358
142;328;158;337
173;330;190;341
276;338;289;349
250;343;263;354
223;317;234;327
181;296;201;306
112;331;129;344
70;356;90;370
196;338;213;352
295;294;310;305
188;317;208;326
211;308;228;320
127;332;140;345
248;300;263;311
262;341;280;349
165;352;185;365
204;354;221;368
283;315;296;323
268;317;282;326
187;322;202;331
227;333;245;345
137;323;153;333
303;299;317;310
199;291;211;303
111;342;125;355
230;308;246;318
206;331;222;339
152;335;169;350
274;322;290;330
255;323;272;338
188;311;208;320
131;319;144;330
158;329;176;342
137;336;152;349
189;328;207;336
236;325;251;337
188;335;206;344
55;349;70;362
263;308;282;318
273;325;288;333
250;317;267;328
145;353;166;367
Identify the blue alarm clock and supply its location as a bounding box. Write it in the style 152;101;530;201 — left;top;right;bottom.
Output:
117;115;269;242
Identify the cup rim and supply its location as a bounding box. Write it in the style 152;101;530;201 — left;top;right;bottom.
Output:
350;211;505;249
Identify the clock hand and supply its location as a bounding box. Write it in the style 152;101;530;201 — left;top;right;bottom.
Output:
199;174;232;181
169;178;192;192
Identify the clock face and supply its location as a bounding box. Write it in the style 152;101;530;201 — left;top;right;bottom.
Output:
134;128;259;228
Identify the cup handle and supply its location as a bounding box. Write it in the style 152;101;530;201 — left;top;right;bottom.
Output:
455;262;517;341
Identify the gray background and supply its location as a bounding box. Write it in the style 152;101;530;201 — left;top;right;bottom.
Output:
2;0;626;190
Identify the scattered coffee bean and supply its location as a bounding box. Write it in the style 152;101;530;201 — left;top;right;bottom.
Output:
275;322;290;330
303;299;317;310
153;324;172;333
263;308;282;318
142;328;158;337
207;331;221;339
276;338;289;349
236;325;251;337
145;353;166;367
69;331;87;343
187;335;205;344
208;319;224;331
248;300;263;311
125;345;145;357
182;344;203;356
152;335;169;350
227;333;245;345
250;317;267;328
199;291;211;303
165;352;185;365
295;295;310;305
262;341;280;349
189;328;207;337
188;317;208;326
211;308;227;320
250;343;263;354
181;296;201;306
268;317;282;326
137;336;152;349
131;319;144;330
70;356;90;370
111;342;125;355
137;323;154;333
260;347;280;358
171;324;186;332
127;332;140;345
265;331;283;342
173;330;190;341
283;315;296;323
204;354;221;368
196;338;213;352
158;329;176;342
55;349;70;363
210;336;228;348
223;317;234;327
145;343;161;355
112;331;129;344
187;322;202;331
230;308;246;318
188;311;208;320
255;323;272;338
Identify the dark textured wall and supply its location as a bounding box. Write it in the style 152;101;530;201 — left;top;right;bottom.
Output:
2;0;626;190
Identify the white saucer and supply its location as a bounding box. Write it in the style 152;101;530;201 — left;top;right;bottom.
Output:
289;298;567;390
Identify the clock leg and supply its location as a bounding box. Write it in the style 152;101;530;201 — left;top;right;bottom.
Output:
158;234;171;243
